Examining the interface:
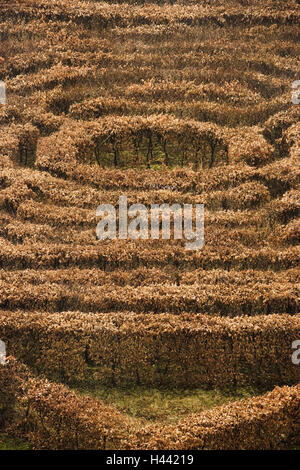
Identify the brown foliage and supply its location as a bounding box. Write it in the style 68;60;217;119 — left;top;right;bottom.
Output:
0;313;299;387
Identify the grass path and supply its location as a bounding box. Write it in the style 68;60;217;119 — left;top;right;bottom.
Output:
74;384;269;425
0;435;31;450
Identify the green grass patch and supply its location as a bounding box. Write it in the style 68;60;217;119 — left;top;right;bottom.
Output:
74;384;268;424
0;435;31;450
